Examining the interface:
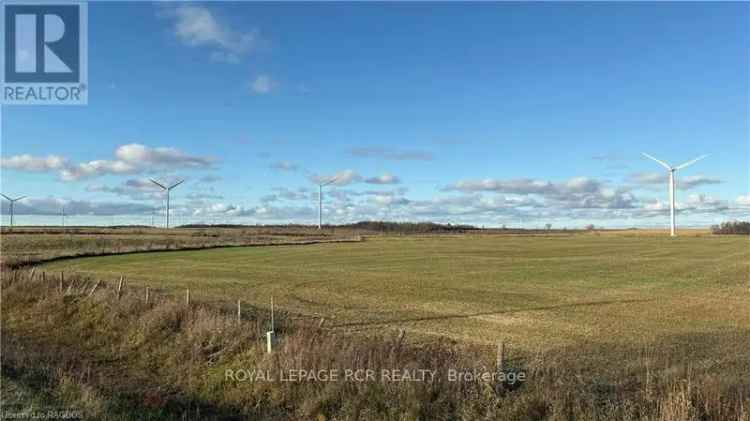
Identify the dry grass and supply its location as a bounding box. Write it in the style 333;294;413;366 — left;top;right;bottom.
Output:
2;228;748;420
38;234;749;354
2;269;748;420
0;226;361;269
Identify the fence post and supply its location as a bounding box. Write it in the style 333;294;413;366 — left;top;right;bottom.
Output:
146;287;150;304
237;300;241;323
186;289;190;306
266;331;275;354
88;280;101;297
116;276;124;300
497;341;505;372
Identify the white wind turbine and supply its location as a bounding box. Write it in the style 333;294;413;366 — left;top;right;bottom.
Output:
1;194;26;228
316;175;340;230
642;153;708;237
150;179;184;229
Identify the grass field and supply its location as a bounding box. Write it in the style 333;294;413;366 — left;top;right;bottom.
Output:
0;226;358;268
39;234;750;354
4;229;749;419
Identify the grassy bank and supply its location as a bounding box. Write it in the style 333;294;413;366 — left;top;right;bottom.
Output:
0;226;360;269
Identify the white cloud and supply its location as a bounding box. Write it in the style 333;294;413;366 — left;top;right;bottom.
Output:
446;178;554;195
445;177;636;209
685;194;727;209
628;172;722;190
737;195;750;206
61;159;138;181
164;5;264;63
274;187;309;201
1;197;153;216
251;74;277;94
365;173;401;185
86;179;162;201
679;175;722;190
371;195;410;206
309;169;362;186
270;161;298;172
2;144;214;181
0;154;67;172
114;144;212;168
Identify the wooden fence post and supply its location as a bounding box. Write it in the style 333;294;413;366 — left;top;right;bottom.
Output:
237;300;241;323
116;276;124;300
186;289;190;306
88;280;101;297
497;341;505;372
145;287;150;304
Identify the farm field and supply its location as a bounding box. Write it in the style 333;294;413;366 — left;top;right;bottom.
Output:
39;233;750;355
4;229;749;419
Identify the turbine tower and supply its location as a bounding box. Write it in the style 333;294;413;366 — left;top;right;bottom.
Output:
642;153;707;237
1;194;26;228
316;176;339;230
150;179;184;229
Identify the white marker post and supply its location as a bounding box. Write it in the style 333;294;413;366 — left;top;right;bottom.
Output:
266;297;275;353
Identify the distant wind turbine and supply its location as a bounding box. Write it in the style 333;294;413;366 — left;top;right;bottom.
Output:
1;194;26;228
316;176;339;230
642;153;708;237
150;179;184;229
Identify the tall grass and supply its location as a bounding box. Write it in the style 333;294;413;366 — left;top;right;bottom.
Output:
2;269;747;420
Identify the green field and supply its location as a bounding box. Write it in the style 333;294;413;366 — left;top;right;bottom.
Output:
40;234;750;353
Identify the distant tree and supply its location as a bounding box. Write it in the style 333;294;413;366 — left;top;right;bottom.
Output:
545;223;552;231
711;221;750;235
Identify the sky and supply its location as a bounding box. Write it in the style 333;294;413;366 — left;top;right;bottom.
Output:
1;2;749;228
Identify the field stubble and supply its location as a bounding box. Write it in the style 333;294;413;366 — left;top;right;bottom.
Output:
1;228;749;420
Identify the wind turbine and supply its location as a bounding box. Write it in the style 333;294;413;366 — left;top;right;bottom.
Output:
1;194;26;228
149;179;184;229
642;153;708;237
316;176;339;230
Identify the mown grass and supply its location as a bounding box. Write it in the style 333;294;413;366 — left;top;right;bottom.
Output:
39;234;749;354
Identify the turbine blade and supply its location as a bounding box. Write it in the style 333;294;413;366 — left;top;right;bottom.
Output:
323;175;341;186
168;179;185;190
0;193;11;201
674;154;708;170
15;196;26;201
641;153;672;170
149;179;167;190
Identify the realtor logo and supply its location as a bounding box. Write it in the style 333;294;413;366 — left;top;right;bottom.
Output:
2;2;87;105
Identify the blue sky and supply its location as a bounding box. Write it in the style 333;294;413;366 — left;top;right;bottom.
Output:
1;2;748;227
